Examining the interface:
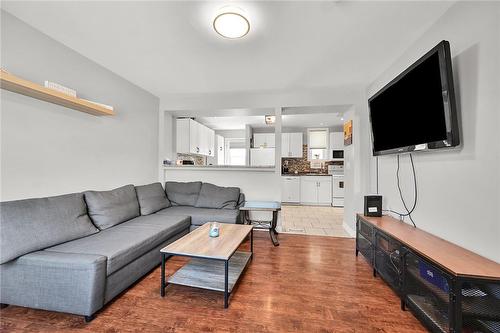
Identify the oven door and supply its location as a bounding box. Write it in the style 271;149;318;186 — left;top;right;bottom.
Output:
333;176;345;196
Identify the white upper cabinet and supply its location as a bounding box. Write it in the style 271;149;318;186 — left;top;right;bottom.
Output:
176;118;215;156
330;132;344;150
281;133;303;158
216;135;224;165
289;133;303;157
253;133;275;148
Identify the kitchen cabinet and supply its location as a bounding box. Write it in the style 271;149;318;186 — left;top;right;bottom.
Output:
281;133;303;158
176;118;215;156
216;135;224;165
281;176;300;203
330;132;344;150
201;125;215;156
253;133;275;148
300;176;332;206
250;148;275;166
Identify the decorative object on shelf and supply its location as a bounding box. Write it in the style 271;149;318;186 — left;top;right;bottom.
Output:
209;222;220;238
344;120;353;146
44;81;76;97
0;69;114;116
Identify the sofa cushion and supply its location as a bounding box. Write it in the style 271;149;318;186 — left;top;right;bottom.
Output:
195;183;240;209
45;214;190;275
135;182;170;215
156;206;239;226
84;185;140;230
165;181;202;206
0;193;99;264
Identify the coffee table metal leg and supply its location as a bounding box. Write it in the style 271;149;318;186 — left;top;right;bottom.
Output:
270;211;279;246
250;229;254;256
161;253;166;297
224;260;229;308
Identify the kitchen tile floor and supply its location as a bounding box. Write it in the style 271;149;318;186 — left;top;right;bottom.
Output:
278;205;352;237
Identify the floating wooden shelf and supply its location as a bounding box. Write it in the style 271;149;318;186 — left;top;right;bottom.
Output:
0;70;114;116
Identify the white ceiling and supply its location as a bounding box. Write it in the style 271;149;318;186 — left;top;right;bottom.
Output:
2;1;454;98
182;104;349;130
195;112;345;130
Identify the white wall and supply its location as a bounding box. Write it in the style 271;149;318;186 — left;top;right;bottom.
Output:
367;2;500;262
164;169;280;202
1;12;160;200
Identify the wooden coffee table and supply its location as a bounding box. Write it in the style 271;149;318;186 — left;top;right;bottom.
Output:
160;223;253;308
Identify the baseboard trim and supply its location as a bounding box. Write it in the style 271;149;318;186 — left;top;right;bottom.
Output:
342;222;356;238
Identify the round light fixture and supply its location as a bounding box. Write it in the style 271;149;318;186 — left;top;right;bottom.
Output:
213;11;250;39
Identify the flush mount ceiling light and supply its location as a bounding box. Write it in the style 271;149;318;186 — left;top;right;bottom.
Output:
213;8;250;39
265;115;275;125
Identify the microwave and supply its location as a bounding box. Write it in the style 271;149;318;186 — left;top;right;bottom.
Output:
332;150;344;159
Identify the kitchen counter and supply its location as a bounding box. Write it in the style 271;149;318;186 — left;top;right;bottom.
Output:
165;165;275;172
282;173;331;176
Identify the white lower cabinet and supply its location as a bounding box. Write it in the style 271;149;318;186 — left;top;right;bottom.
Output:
300;176;332;206
281;176;300;203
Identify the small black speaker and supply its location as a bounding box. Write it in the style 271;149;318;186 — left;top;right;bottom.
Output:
364;195;382;217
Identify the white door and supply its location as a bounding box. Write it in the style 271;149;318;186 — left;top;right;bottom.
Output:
333;176;345;197
281;176;300;203
317;179;333;205
300;177;318;204
281;133;290;157
289;133;303;157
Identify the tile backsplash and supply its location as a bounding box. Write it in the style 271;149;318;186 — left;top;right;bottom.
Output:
282;145;341;174
176;153;206;166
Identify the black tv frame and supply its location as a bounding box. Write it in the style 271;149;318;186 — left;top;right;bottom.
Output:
368;40;460;156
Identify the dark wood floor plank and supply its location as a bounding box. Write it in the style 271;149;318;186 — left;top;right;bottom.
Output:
0;232;426;332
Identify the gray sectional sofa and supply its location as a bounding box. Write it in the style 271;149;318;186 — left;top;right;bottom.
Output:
0;181;243;321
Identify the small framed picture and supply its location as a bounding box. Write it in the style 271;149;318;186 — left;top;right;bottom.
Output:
344;120;353;146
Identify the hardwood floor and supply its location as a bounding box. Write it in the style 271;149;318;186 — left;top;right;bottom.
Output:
0;232;426;332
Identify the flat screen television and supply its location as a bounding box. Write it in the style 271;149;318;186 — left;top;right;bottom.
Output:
368;40;459;156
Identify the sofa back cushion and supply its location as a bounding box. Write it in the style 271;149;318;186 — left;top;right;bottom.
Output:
165;181;202;206
135;182;171;215
0;193;99;264
195;183;240;209
84;185;140;230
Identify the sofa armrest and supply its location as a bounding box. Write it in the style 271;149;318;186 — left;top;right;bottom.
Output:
236;193;245;209
0;250;107;316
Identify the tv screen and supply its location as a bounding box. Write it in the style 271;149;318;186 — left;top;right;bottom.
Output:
369;41;459;156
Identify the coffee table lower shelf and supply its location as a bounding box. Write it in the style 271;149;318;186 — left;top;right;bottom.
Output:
165;251;252;307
